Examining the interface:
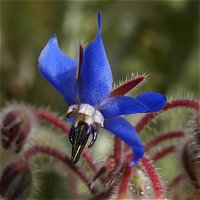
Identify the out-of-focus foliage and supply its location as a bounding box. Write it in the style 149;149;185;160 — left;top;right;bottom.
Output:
1;1;199;199
1;1;199;109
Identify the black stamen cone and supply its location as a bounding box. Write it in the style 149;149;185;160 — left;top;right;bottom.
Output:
70;121;93;164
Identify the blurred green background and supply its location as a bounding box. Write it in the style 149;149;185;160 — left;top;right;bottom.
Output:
1;1;199;199
1;0;199;110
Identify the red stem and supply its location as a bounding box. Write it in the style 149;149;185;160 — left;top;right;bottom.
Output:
152;145;176;161
168;174;185;200
168;174;185;190
118;155;132;198
136;99;200;133
35;109;70;134
126;145;176;163
82;151;99;173
22;145;98;194
34;109;99;173
141;156;164;198
114;137;122;164
145;131;184;152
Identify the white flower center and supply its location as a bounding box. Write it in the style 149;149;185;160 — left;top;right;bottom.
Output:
66;104;104;128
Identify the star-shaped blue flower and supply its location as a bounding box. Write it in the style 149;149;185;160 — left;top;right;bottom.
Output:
38;11;167;166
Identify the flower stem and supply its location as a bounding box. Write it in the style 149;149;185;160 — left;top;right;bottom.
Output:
118;155;132;199
168;174;185;190
152;145;176;161
141;156;164;198
114;137;122;164
34;109;70;134
164;99;200;112
82;151;99;173
34;109;98;173
136;99;200;133
22;145;98;194
145;131;184;152
168;174;185;200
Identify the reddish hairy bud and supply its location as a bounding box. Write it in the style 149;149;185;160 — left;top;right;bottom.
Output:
0;161;32;200
1;106;34;153
181;113;200;190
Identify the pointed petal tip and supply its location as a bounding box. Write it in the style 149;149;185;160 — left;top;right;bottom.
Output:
129;153;144;167
38;33;78;105
48;34;58;44
104;117;144;167
80;10;112;106
50;34;58;43
156;93;167;109
129;146;144;167
129;161;135;167
97;10;102;32
135;92;167;113
38;34;58;62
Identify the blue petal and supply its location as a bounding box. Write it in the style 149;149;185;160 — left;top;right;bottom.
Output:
80;11;112;106
38;35;78;105
104;116;144;166
66;118;74;123
135;92;167;112
99;96;149;117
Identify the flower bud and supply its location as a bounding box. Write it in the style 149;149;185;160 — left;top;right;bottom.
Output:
0;161;32;200
182;112;200;190
1;105;34;153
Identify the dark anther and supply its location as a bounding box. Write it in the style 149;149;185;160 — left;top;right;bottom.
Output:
70;121;94;164
69;122;78;145
88;131;98;148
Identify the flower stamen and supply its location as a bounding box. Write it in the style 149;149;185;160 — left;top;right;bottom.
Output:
66;104;104;164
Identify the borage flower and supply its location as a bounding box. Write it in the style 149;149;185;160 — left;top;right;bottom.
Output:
38;11;166;166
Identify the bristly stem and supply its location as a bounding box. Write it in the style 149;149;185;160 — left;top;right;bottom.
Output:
22;145;98;194
168;174;185;191
34;109;98;173
164;99;200;112
82;151;99;173
168;174;185;199
10;173;29;200
152;145;176;161
145;131;184;152
126;145;176;163
110;75;145;97
136;99;200;133
114;137;122;164
181;142;198;187
35;109;70;135
118;155;132;199
141;156;164;198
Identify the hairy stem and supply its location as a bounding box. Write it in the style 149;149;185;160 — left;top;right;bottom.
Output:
136;99;200;133
118;155;132;199
114;137;122;164
82;151;100;173
145;131;184;152
168;174;185;191
35;109;70;134
22;145;98;194
152;145;176;161
141;156;164;198
34;109;99;173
